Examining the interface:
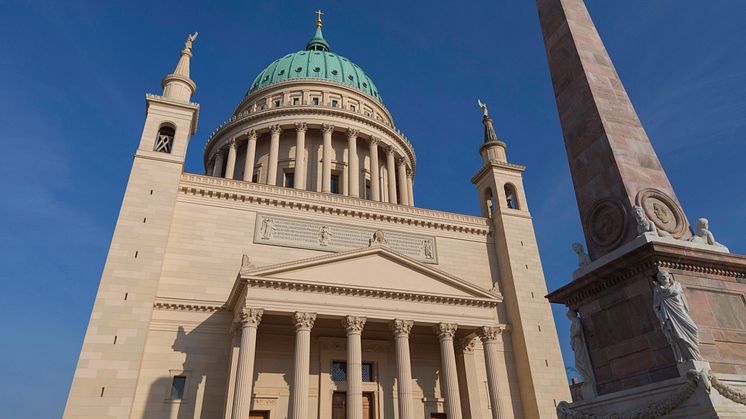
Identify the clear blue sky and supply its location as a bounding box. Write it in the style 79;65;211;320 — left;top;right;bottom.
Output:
1;1;745;417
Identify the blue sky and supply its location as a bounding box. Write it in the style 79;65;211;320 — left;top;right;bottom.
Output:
1;1;745;417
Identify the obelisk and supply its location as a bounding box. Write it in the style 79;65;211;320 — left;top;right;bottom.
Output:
536;0;690;260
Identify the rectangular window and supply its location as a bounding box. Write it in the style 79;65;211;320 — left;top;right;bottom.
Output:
331;361;374;382
350;105;356;112
252;172;259;183
365;180;371;199
312;97;320;105
293;97;300;105
330;174;340;194
170;376;186;400
331;99;339;108
274;100;280;107
284;171;295;188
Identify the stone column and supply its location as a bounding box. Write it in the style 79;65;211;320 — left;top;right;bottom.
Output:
231;308;263;419
386;148;398;204
267;124;282;186
478;326;506;419
291;312;316;419
391;320;415;419
397;158;409;206
343;316;366;419
224;138;238;180
434;323;462;419
347;128;360;198
212;150;225;177
294;123;307;190
321;124;334;193
243;130;257;182
368;138;381;201
406;169;414;206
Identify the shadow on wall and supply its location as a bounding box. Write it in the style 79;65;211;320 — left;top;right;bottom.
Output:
140;311;233;419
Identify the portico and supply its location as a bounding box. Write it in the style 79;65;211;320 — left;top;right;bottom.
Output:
223;246;508;419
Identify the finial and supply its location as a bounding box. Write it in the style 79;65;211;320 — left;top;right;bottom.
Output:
183;32;198;53
477;98;489;117
315;9;324;28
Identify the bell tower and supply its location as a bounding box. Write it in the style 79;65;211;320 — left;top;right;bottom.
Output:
472;101;570;418
63;35;200;418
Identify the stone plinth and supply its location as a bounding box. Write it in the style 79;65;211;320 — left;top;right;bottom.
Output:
549;240;746;395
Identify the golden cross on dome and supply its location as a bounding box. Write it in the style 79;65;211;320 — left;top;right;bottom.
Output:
315;9;324;28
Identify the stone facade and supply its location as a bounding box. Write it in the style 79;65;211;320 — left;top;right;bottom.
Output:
63;21;568;419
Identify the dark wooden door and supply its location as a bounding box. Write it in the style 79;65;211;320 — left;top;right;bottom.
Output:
249;411;269;419
431;414;447;419
332;391;346;419
362;392;374;419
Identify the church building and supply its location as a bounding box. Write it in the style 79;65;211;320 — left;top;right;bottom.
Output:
64;13;569;419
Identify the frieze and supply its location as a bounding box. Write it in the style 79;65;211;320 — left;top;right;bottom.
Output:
254;213;439;264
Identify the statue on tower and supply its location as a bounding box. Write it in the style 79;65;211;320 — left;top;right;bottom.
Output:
477;98;489;117
184;32;198;52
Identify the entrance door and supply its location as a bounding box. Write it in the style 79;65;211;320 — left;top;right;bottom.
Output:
431;414;447;419
362;392;375;419
331;392;375;419
249;411;269;419
332;392;346;419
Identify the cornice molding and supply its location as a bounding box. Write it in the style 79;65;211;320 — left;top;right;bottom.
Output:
179;173;492;237
239;276;500;309
153;301;224;312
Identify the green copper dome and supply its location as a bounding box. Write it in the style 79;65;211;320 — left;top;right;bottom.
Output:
246;26;383;103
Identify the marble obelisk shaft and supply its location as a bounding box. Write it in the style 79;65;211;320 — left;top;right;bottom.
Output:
536;0;689;259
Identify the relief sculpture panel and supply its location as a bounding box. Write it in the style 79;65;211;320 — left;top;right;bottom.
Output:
253;213;438;264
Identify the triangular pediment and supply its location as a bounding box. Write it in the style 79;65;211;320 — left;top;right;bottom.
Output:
231;246;500;305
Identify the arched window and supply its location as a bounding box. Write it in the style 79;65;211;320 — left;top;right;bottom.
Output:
484;188;496;218
505;183;519;209
154;124;175;153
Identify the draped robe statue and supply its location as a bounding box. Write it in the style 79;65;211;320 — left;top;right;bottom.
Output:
653;270;703;362
567;309;594;385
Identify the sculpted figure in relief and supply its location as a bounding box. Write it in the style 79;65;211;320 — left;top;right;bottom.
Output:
369;229;388;246
653;270;703;362
423;240;434;259
567;309;594;386
260;218;275;240
689;217;726;248
633;205;670;238
319;225;333;246
572;242;591;268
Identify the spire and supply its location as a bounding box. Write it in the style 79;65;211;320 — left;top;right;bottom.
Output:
476;99;508;164
162;33;198;101
306;10;330;51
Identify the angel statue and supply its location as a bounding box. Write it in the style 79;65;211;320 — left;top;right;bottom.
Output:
477;98;489;117
184;32;198;51
653;270;703;362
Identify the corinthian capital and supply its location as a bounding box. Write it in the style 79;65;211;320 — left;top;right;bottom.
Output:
270;124;282;135
322;123;335;134
246;129;257;141
369;137;380;147
434;323;458;340
347;128;360;139
391;319;414;337
237;308;263;327
228;138;237;148
477;326;504;343
457;336;478;353
342;316;367;334
386;146;396;157
295;122;308;133
293;312;317;330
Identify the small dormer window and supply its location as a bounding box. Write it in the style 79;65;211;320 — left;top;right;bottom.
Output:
154;125;175;153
